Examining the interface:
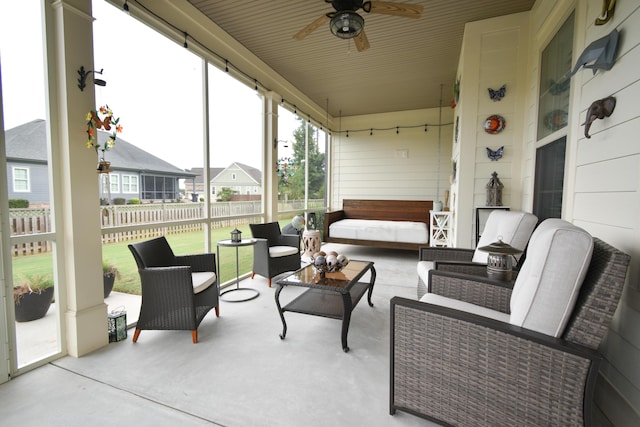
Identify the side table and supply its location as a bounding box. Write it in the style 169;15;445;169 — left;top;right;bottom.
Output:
302;230;321;260
217;238;260;302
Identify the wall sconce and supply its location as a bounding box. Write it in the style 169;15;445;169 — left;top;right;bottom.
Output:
273;139;289;149
78;66;107;91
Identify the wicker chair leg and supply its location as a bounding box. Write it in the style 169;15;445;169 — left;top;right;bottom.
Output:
215;306;219;317
268;278;272;287
251;272;256;279
192;330;198;344
132;328;141;343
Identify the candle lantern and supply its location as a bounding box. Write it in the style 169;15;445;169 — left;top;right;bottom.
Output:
478;238;522;281
486;171;504;206
231;228;242;243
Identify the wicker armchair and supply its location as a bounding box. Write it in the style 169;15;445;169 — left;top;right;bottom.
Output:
249;222;301;287
392;226;630;426
417;210;537;298
128;236;219;344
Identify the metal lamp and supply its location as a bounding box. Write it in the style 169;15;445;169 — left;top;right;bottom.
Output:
230;228;242;243
330;11;364;39
478;238;522;281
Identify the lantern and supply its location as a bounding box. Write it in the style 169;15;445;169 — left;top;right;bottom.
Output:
485;171;504;206
231;228;242;243
478;238;522;281
108;308;127;342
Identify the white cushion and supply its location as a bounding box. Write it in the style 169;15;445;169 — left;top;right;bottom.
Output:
420;293;510;323
269;246;299;258
472;211;538;263
329;219;429;244
417;260;435;285
509;219;593;337
192;271;216;294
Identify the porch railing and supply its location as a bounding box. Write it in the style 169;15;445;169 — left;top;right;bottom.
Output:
9;200;325;256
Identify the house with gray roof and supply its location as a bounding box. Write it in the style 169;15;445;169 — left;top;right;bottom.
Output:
185;162;262;201
5;119;196;205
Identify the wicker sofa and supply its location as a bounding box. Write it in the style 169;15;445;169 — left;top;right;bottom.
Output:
390;220;630;426
323;199;432;251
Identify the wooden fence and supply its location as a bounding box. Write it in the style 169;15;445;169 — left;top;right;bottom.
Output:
10;200;325;256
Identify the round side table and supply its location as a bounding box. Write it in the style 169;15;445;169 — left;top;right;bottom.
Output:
302;230;322;260
217;238;260;302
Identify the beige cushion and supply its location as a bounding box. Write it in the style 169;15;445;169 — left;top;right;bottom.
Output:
416;260;435;285
509;219;593;337
420;293;510;323
192;271;216;294
472;210;538;263
269;246;299;258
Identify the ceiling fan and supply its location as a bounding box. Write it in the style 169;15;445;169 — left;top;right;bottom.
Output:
293;0;424;52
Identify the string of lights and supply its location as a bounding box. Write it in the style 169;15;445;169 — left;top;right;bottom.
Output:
125;0;452;136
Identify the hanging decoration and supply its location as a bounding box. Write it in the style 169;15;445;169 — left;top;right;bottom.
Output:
595;0;616;26
85;105;122;173
488;84;506;101
483;115;506;134
486;146;504;161
451;77;461;108
567;29;619;78
582;96;616;139
276;157;296;186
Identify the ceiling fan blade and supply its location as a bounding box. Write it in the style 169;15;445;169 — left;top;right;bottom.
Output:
293;14;330;40
370;1;423;18
354;30;370;52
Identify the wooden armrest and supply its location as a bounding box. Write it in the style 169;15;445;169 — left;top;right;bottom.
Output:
323;210;345;238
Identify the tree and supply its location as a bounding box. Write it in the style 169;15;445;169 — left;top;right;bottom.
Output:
216;187;235;202
278;119;325;200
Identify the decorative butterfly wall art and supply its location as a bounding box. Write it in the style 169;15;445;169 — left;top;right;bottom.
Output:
486;146;504;161
488;84;506;101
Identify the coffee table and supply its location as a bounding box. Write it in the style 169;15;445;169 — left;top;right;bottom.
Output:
275;260;376;352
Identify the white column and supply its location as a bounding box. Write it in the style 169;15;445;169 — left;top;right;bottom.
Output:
263;93;279;222
50;0;108;356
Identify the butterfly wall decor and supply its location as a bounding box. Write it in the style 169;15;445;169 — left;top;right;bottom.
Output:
488;84;506;101
486;146;504;161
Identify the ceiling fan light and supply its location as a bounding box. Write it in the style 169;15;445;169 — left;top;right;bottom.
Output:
330;11;364;39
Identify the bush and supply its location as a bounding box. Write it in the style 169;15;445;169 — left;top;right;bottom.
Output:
9;199;29;208
113;198;126;205
128;198;140;205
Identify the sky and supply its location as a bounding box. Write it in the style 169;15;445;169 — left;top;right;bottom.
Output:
1;0;300;171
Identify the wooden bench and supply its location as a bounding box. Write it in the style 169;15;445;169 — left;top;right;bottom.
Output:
323;199;433;251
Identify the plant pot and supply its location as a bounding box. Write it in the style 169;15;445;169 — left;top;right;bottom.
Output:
104;272;116;298
14;286;54;322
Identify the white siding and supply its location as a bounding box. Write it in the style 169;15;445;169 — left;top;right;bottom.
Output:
330;108;453;209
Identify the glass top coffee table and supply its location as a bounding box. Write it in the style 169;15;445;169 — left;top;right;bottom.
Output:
275;260;376;352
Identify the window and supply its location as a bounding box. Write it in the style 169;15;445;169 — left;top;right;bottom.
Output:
12;167;30;192
212;186;216;195
122;175;139;194
102;174;120;193
537;13;574;140
232;173;237;180
533;137;566;221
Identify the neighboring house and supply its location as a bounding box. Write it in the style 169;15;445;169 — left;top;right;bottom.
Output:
185;162;262;201
5;119;195;205
183;167;224;200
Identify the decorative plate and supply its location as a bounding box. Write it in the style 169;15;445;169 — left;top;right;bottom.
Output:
544;109;568;131
483;115;506;134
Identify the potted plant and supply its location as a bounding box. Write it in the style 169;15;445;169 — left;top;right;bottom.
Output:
103;260;120;298
13;274;54;322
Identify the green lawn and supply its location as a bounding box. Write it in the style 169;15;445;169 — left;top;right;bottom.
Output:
11;221;294;295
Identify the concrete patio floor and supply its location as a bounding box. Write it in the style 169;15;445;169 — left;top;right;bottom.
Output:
0;243;440;426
